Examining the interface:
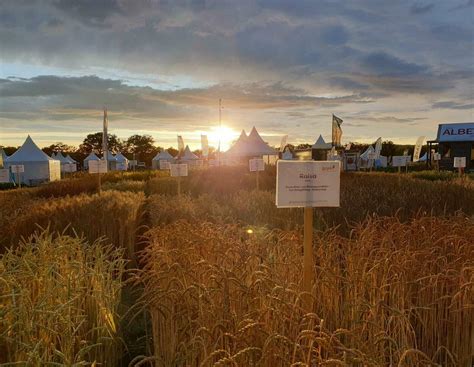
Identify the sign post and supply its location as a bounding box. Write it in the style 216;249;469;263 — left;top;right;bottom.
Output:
89;160;108;193
276;160;341;311
453;157;466;177
170;163;188;195
10;165;24;188
249;158;265;190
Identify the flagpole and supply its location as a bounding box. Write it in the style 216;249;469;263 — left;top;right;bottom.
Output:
218;98;222;165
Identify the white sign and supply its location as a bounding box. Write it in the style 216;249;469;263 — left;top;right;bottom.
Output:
88;160;107;174
367;152;377;160
433;153;441;161
249;158;265;172
438;123;474;142
10;164;24;173
0;169;10;183
453;157;466;168
276;160;340;208
170;163;188;177
392;156;409;167
208;159;218;167
159;160;171;170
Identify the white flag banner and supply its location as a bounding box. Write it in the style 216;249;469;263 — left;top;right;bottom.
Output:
279;135;288;152
413;136;425;162
201;135;209;157
374;137;382;159
177;136;185;152
345;143;352;151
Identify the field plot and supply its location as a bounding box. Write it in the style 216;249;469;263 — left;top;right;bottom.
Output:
1;168;473;366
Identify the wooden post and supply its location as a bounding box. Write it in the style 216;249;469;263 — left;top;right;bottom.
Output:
16;167;21;189
177;175;181;196
458;167;462;178
98;172;102;194
256;169;260;191
303;207;314;311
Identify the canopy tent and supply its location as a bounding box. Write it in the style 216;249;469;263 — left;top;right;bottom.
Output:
225;127;277;157
281;147;294;160
4;135;61;185
180;145;199;161
66;154;77;164
417;152;428;162
312;135;332;150
51;152;57;159
114;152;129;171
103;150;117;171
0;148;8;168
55;152;75;173
152;150;174;169
83;152;100;169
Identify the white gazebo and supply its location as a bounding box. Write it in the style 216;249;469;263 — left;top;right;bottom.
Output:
114;152;129;171
225;127;277;158
152;150;174;169
4;136;61;185
103;150;117;171
84;152;100;169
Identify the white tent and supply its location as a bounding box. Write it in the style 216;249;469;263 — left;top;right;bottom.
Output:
281;148;294;160
152;150;174;169
312;135;332;150
84;152;100;169
103;150;117;171
114;152;129;171
360;145;375;159
226;127;277;157
0;148;8;168
4;136;61;185
181;145;199;161
66;154;77;164
360;146;375;169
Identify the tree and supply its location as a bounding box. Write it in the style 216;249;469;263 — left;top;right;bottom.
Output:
79;132;123;155
42;142;76;156
125;135;157;163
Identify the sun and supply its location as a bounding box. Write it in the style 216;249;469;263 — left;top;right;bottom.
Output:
208;125;238;151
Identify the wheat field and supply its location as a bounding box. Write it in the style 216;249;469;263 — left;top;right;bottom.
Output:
0;168;473;366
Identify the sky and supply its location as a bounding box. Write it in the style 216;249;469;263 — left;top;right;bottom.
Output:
0;0;473;150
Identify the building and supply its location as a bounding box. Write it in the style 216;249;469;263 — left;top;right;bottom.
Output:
428;122;474;170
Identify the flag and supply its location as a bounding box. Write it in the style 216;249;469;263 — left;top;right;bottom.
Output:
374;137;382;159
345;143;352;151
102;108;108;172
201;134;209;157
177;135;185;152
332;114;343;146
279;135;288;152
413;136;425;162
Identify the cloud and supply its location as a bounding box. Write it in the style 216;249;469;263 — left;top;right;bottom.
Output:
432;101;474;110
360;51;427;77
410;3;435;14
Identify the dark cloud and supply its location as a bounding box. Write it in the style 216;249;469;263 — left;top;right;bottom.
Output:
360;51;427;77
410;3;435;14
53;0;122;25
432;101;474;110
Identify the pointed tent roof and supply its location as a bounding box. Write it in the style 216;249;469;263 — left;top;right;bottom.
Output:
55;152;70;163
103;150;117;161
114;152;129;162
153;150;174;161
181;145;199;160
5;136;54;162
282;147;293;160
66;154;77;163
84;152;100;161
360;145;375;159
226;127;277;156
312;135;332;150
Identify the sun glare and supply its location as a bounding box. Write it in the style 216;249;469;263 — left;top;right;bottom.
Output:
208;125;238;151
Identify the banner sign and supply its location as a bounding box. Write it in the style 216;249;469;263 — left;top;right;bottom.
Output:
170;163;188;177
392;156;410;167
249;158;265;172
374;137;382;159
88;160;107;174
413;136;425;162
276;160;340;208
453;157;466;168
437;123;474;142
10;164;24;173
0;169;10;183
159;160;171;170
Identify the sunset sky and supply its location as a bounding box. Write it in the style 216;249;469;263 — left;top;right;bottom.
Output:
1;0;473;149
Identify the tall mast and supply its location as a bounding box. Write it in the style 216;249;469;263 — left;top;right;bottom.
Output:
218;98;222;163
